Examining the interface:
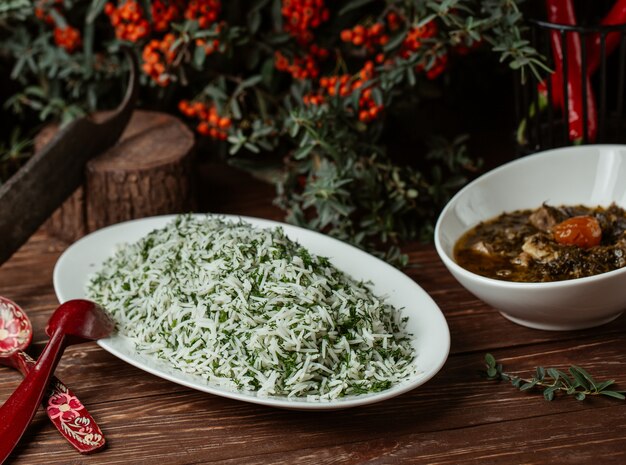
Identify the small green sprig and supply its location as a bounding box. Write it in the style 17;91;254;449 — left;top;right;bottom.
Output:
484;353;626;401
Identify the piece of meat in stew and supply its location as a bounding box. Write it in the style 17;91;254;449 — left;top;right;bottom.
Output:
453;203;626;282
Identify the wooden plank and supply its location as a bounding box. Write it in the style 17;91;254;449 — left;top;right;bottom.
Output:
208;405;626;465
2;334;625;464
2;162;626;464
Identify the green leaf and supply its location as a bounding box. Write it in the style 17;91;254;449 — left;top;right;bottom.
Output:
194;44;206;68
234;75;263;97
485;353;496;368
569;367;594;391
48;8;67;28
555;370;573;388
543;386;557;401
338;0;376;16
248;10;262;34
595;380;616;391
271;0;283;31
486;367;497;378
82;21;95;75
383;29;408;53
294;143;315;160
250;0;271;13
569;369;587;389
266;33;291;45
535;366;545;381
546;368;560;382
520;380;538;391
86;0;107;23
230;99;242;119
599;391;626;400
574;392;586;401
244;142;260;153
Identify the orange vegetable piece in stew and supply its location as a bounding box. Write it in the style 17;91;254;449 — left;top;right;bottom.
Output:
552;216;602;248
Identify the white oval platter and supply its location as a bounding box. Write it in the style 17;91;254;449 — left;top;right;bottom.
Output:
54;214;450;410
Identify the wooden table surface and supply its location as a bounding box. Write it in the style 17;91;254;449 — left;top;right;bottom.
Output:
1;162;625;465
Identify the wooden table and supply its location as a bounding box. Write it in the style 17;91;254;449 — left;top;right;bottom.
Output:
1;162;625;465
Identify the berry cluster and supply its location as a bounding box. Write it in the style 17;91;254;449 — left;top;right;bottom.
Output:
152;0;182;32
178;100;232;140
306;61;383;123
142;33;178;86
281;0;329;44
275;51;319;80
275;43;328;79
386;11;403;31
418;53;448;80
196;37;221;56
104;1;150;42
184;0;221;29
353;61;382;122
54;26;82;53
34;0;82;54
319;74;351;97
395;20;447;79
340;23;389;53
399;21;438;59
302;93;324;106
34;0;60;25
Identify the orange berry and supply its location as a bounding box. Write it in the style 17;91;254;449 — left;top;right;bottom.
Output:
369;23;383;36
197;121;210;135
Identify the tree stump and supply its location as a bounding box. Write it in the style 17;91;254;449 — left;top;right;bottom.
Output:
35;110;196;243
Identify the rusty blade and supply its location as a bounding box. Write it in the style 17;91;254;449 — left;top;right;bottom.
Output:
0;50;138;265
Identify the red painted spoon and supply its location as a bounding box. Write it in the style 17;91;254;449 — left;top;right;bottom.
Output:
0;299;115;463
0;296;105;453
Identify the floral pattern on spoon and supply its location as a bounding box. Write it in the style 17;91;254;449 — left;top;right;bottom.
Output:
0;299;32;354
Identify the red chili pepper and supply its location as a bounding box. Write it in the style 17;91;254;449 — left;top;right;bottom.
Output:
545;0;598;142
586;0;626;73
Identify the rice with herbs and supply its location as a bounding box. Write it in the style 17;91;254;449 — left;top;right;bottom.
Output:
86;215;416;400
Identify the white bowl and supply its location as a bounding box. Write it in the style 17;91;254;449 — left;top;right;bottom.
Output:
434;145;626;331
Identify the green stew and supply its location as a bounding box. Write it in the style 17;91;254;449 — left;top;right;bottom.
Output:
454;203;626;282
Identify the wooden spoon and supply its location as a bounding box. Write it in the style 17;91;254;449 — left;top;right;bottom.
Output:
0;299;114;463
0;296;105;453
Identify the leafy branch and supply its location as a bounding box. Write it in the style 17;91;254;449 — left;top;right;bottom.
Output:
0;0;542;263
484;353;626;401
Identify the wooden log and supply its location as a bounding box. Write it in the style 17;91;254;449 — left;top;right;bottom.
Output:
34;110;196;242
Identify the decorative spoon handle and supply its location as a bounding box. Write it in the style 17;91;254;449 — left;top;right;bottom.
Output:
0;330;67;463
11;351;105;454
